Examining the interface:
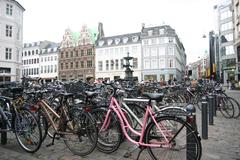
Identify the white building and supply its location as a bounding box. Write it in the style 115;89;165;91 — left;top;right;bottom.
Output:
39;43;58;82
22;42;41;78
0;0;25;82
96;33;142;81
22;41;59;82
141;25;186;81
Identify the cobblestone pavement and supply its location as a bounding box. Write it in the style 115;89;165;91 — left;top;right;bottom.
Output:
0;90;240;160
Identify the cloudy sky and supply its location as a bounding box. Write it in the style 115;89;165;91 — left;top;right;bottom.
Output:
17;0;219;64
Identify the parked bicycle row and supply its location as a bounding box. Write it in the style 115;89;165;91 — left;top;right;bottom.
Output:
0;77;238;159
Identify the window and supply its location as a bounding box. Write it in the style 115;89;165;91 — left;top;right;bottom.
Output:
121;59;124;69
221;33;233;43
132;46;137;53
111;60;114;70
36;50;39;54
28;51;31;56
87;60;93;68
70;62;73;69
115;60;119;70
151;38;157;44
44;66;47;73
47;65;50;73
5;48;12;60
70;51;73;57
34;59;36;64
144;60;150;69
51;56;53;61
143;39;148;45
220;10;232;20
61;63;64;70
54;65;57;72
61;52;64;58
133;58;138;69
41;57;43;62
98;61;103;71
55;56;57;61
37;58;39;63
168;47;174;55
160;74;165;81
143;48;150;57
81;50;84;56
159;59;165;68
51;65;53;73
81;61;84;68
6;25;12;37
151;59;158;69
159;47;166;56
220;22;233;32
151;48;157;57
65;52;68;58
169;59;174;68
24;51;27;56
106;60;109;70
36;68;39;74
75;51;78;57
45;57;47;62
87;49;92;55
65;63;68;69
75;62;79;68
32;50;34;55
6;3;13;16
159;28;164;35
40;66;43;73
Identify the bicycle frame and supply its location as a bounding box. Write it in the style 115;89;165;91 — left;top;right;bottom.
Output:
100;96;173;148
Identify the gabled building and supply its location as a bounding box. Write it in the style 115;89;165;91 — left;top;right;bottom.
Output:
59;24;98;81
0;0;25;82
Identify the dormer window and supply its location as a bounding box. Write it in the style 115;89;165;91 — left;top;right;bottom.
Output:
148;30;153;36
159;28;165;35
115;38;120;45
107;39;113;45
132;36;139;42
98;40;104;46
123;37;128;44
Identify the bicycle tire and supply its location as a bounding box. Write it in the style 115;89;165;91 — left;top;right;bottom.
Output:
145;116;202;160
219;97;234;118
14;109;42;153
63;108;98;156
92;107;122;154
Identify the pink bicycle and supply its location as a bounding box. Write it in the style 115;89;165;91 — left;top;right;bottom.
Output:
98;82;202;160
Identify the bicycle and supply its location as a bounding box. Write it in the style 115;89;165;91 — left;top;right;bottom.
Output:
31;90;98;156
98;82;202;160
0;87;42;153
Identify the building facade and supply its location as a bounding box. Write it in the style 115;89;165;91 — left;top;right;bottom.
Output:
141;25;186;81
0;0;25;82
59;25;98;81
22;41;59;82
216;0;236;84
95;33;142;81
233;0;240;80
39;43;58;82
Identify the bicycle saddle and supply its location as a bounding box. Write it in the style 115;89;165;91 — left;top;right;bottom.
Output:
142;92;164;102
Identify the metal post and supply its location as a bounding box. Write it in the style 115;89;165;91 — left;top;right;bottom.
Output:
208;94;214;125
213;94;217;117
0;121;7;145
202;96;208;139
186;104;197;159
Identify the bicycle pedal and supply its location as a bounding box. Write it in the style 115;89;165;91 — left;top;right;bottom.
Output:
123;151;132;158
46;143;53;147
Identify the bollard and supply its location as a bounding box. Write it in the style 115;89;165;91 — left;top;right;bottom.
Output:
202;96;208;139
186;104;197;160
208;94;214;125
213;94;217;117
0;121;7;145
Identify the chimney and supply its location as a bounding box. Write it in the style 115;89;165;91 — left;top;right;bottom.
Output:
97;22;105;40
141;23;145;32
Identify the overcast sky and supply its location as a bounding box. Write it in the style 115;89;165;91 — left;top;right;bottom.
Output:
17;0;219;64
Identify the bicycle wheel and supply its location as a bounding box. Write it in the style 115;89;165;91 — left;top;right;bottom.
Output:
14;109;42;153
219;97;234;118
145;116;202;160
227;97;240;118
36;109;48;142
92;108;122;153
63;109;98;156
